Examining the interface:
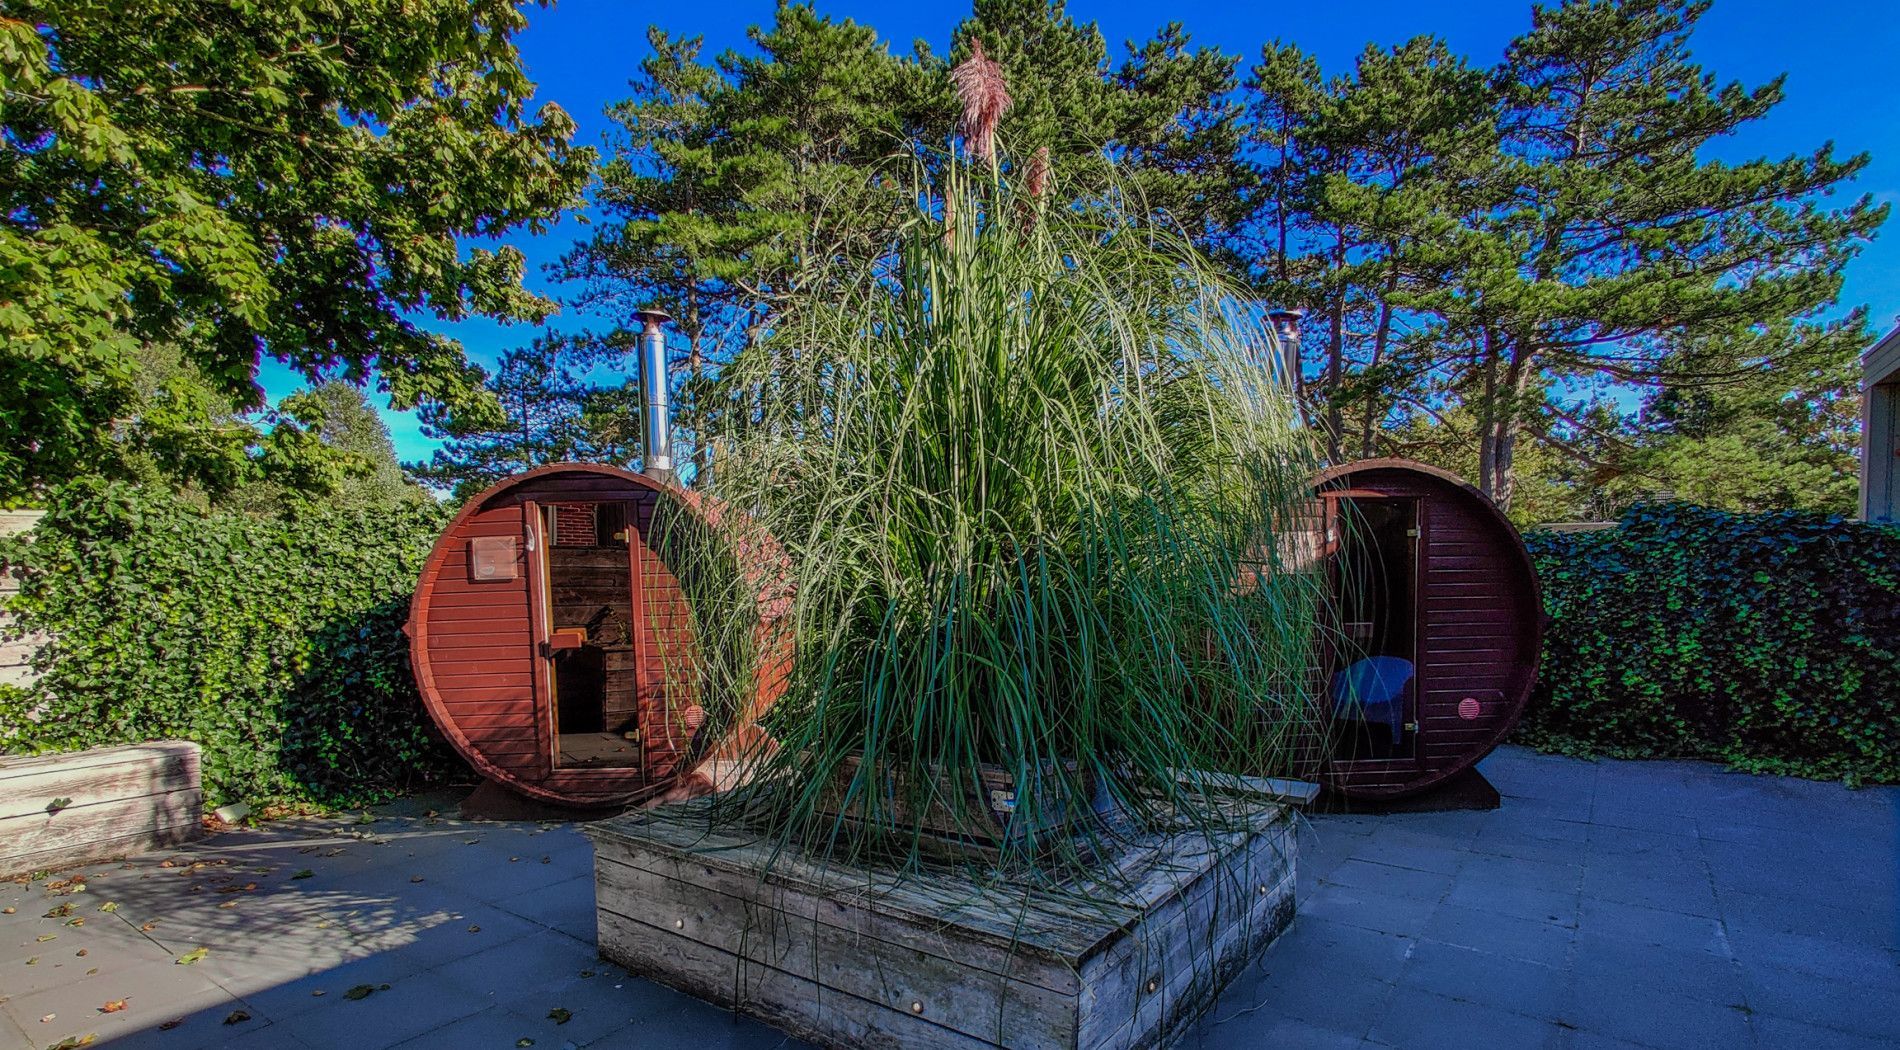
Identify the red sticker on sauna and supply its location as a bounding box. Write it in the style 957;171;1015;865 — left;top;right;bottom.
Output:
1458;697;1482;720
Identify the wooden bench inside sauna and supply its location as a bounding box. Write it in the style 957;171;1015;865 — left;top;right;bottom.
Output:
406;463;786;807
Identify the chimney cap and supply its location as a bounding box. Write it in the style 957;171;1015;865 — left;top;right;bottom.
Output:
1266;308;1304;343
633;308;673;328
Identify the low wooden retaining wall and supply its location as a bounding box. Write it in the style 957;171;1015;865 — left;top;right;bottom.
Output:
588;800;1298;1049
0;742;204;877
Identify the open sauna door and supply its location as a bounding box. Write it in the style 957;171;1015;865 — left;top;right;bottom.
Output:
535;501;647;774
1323;493;1421;766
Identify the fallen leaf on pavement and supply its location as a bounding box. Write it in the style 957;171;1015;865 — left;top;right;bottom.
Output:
45;903;73;918
36;934;56;942
159;1019;183;1030
547;1008;571;1025
98;902;117;913
100;1000;127;1014
175;947;209;965
292;870;314;880
75;948;88;957
516;1040;534;1048
343;984;376;1001
139;921;158;932
223;1010;251;1025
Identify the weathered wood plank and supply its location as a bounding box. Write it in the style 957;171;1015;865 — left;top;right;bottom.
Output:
591;834;1081;996
0;742;204;876
593;812;1125;961
595;854;1075;1047
588;802;1299;1050
0;758;200;820
598;907;997;1050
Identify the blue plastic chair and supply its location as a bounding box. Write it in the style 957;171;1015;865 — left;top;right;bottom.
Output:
1331;656;1415;744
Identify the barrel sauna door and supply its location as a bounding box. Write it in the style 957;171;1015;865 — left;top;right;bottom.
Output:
1324;494;1422;769
535;501;647;775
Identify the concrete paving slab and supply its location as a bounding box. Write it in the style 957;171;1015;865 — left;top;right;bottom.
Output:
1368;986;1568;1050
1419;902;1577;968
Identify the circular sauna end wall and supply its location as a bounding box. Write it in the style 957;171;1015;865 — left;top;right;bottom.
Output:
1314;459;1543;800
406;463;787;807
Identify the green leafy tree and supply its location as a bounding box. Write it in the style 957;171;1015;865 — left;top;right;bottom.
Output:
84;345;417;513
0;0;592;504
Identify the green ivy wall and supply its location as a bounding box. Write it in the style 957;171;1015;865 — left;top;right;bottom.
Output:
6;487;1897;805
1521;504;1900;785
0;481;457;807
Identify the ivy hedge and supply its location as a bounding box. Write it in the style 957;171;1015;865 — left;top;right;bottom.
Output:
1520;503;1900;785
0;480;458;807
7;486;1896;804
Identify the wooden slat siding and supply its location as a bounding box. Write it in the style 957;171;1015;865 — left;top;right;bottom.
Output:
598;909;998;1050
596;861;1074;1047
0;742;203;876
590;835;1086;995
410;463;792;807
419;500;547;794
1314;459;1543;799
589;803;1296;1050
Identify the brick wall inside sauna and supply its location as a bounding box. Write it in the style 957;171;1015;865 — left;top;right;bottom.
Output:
555;505;597;547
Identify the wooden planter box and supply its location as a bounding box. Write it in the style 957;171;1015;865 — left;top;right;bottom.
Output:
0;742;204;877
586;799;1298;1049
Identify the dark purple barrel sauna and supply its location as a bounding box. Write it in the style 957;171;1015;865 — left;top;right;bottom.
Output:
1314;459;1543;799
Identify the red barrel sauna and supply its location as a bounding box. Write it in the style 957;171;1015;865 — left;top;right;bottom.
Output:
406;462;788;806
1313;459;1543;799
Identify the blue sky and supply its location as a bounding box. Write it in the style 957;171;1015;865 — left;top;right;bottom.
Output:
269;0;1900;463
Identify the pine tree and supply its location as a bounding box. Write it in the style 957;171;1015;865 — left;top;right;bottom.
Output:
1428;0;1885;506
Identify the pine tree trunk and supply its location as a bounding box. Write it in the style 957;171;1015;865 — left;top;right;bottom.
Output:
1323;231;1347;463
1360;269;1398;459
1476;328;1500;499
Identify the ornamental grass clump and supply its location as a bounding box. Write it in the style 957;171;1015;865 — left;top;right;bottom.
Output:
672;63;1324;878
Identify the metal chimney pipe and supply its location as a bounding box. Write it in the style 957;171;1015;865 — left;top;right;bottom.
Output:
1266;308;1304;384
633;309;674;478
